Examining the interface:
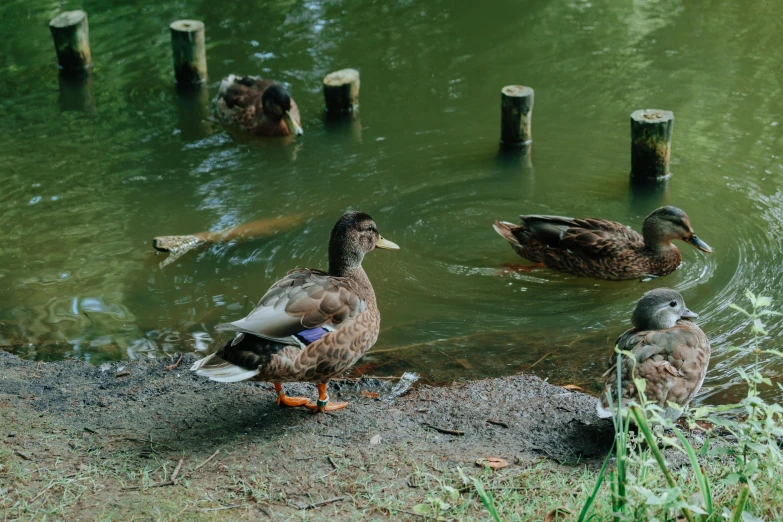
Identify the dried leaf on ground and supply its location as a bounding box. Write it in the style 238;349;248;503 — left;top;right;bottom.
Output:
475;457;508;470
361;390;380;399
561;384;583;391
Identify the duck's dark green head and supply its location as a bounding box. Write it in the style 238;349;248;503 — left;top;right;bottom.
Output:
642;206;712;253
632;288;698;331
328;212;399;275
262;84;303;136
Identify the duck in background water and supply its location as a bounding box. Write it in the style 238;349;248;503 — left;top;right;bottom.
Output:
596;288;711;420
191;212;398;412
216;75;303;137
493;206;712;280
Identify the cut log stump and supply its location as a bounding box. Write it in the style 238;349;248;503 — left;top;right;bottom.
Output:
170;20;207;87
500;85;534;151
49;11;91;74
323;69;360;116
630;109;674;182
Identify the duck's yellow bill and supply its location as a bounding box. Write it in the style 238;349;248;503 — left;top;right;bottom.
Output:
376;236;400;250
284;110;303;136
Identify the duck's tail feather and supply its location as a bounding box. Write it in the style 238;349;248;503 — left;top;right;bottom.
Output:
214;322;238;332
191;352;260;383
493;221;521;245
595;397;614;419
218;74;238;97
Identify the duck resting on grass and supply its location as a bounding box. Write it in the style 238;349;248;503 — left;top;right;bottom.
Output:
596;288;711;420
216;75;303;137
492;206;712;281
191;212;398;412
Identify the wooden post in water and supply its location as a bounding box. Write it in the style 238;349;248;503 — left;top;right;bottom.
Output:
170;20;207;87
323;69;360;116
500;85;534;151
58;74;95;113
630;109;674;182
49;11;92;74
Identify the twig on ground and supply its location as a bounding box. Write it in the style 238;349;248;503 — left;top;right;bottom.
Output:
123;481;175;491
194;450;220;471
327;456;339;469
83;427;98;434
165;354;183;371
15;450;33;461
302;497;344;509
487;418;509;428
423;424;464;436
170;459;184;483
29;480;59;504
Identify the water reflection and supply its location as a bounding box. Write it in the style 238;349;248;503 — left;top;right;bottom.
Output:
1;0;783;407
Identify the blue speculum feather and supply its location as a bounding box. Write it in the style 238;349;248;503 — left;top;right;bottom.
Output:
295;327;330;345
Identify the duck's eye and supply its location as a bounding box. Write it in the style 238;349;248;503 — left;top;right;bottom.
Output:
669;301;677;307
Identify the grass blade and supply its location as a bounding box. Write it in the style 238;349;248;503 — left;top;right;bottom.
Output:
577;439;615;522
629;407;696;522
472;477;502;522
673;427;713;518
729;483;750;522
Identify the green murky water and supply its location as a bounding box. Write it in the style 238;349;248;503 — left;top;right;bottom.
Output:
2;0;783;405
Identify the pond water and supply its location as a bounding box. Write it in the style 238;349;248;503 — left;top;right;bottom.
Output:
2;0;783;405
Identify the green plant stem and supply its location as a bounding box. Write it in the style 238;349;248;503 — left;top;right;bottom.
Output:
613;348;626;516
672;428;713;518
629;406;696;522
577;439;615;522
729;483;750;522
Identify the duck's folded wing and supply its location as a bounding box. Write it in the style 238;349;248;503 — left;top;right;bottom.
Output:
521;215;639;258
215;269;366;342
218;75;274;109
605;326;703;402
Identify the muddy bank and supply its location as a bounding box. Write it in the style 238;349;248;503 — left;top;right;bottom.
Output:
0;351;613;520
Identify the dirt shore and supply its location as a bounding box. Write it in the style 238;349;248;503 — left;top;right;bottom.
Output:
0;350;614;520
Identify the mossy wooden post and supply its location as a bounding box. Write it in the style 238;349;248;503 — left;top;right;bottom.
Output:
323;68;360;116
630;109;674;182
170;20;207;87
500;85;534;150
49;11;92;74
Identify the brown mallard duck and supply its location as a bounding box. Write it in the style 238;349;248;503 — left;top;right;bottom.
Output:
216;75;303;136
492;206;712;280
596;288;711;420
191;212;398;412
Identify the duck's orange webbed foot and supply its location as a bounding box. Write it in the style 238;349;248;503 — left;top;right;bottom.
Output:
304;383;349;413
273;383;311;408
498;262;546;275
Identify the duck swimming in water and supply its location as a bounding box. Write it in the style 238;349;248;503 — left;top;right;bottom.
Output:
493;206;712;281
216;75;303;137
191;212;398;412
596;288;711;420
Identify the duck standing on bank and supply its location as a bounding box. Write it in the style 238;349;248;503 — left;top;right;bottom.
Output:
596;288;711;420
192;212;398;412
493;206;712;280
216;75;303;136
